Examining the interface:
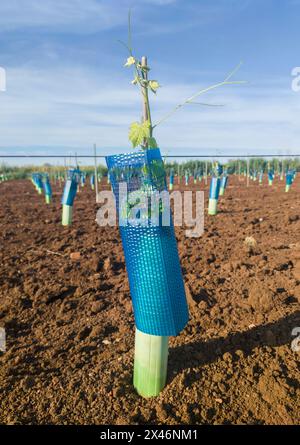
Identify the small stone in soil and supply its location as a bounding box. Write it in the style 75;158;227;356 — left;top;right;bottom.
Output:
70;252;81;260
91;301;105;314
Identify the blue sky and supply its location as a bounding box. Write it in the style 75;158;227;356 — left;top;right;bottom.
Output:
0;0;299;164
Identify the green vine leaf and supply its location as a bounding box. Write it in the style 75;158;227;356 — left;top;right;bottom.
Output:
149;80;160;94
128;121;158;149
129;121;150;148
124;56;136;67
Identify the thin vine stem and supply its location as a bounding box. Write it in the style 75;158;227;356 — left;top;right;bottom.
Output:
153;63;246;129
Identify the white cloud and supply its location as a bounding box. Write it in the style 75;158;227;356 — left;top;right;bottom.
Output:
0;65;299;157
0;0;127;33
0;0;250;36
0;0;182;34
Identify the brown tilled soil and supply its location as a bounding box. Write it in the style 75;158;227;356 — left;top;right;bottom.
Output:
0;175;299;425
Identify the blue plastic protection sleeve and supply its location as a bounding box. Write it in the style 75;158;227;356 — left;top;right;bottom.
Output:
209;177;221;199
214;164;223;176
106;148;189;337
221;176;228;189
286;174;293;185
61;179;77;206
36;177;43;189
43;181;52;196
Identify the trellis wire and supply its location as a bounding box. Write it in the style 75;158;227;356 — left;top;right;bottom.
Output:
1;154;299;159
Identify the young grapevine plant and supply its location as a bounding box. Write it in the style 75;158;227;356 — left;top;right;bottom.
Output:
122;11;246;151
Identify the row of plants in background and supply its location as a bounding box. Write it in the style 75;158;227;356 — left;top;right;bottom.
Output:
30;167;109;226
163;157;300;178
244;164;297;192
2;157;299;183
27;158;297;220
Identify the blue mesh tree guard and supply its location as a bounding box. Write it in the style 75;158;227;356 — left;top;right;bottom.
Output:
61;169;80;206
286;173;293;186
221;175;228;190
43;176;52;196
33;173;43;190
209;177;221;199
169;169;174;185
106;148;189;337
